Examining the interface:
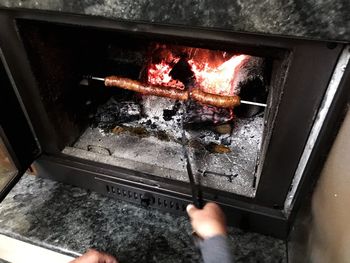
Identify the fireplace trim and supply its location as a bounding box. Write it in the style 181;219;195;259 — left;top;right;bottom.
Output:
284;46;350;213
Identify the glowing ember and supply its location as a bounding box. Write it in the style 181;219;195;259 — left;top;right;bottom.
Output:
147;46;249;96
148;57;185;89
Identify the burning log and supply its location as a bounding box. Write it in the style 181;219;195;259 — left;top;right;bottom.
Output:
183;101;233;126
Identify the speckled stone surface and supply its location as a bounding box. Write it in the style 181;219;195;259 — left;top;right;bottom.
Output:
0;0;349;42
0;174;286;262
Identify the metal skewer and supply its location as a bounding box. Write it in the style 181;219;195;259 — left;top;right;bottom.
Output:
240;100;267;107
90;76;105;82
86;76;267;107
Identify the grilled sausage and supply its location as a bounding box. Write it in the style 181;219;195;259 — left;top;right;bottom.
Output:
190;89;240;108
104;76;240;108
105;76;189;101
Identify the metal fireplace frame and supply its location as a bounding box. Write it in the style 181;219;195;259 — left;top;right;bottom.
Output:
1;8;349;239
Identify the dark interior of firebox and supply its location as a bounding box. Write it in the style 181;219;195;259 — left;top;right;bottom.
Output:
17;20;286;198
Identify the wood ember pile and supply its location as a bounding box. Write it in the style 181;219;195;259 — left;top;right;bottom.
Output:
92;99;141;131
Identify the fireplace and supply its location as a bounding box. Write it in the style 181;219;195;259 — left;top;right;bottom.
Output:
18;18;281;199
65;44;270;198
1;9;349;239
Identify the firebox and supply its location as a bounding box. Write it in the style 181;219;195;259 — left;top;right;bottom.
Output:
1;9;349;239
67;42;270;198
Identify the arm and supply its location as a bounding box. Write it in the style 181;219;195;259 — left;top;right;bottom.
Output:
187;203;233;263
69;249;118;263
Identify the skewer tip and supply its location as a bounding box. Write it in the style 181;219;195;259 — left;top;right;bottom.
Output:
80;76;105;86
240;100;267;107
90;76;105;82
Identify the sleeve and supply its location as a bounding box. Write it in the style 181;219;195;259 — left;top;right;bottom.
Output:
199;235;233;263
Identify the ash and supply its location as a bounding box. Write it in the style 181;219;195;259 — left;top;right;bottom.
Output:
64;95;264;197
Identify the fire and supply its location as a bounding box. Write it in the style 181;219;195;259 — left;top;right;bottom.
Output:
147;58;186;90
188;55;248;96
147;45;249;96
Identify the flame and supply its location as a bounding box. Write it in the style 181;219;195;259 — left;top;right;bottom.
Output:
147;46;249;96
188;54;247;96
147;58;185;89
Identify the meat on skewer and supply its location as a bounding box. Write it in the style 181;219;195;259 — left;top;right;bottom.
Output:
90;76;265;108
104;76;189;101
190;89;241;108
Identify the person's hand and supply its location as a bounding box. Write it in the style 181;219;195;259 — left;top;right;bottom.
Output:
69;249;118;263
186;202;227;239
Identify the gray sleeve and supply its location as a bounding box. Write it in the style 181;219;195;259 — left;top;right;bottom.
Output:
199;235;233;263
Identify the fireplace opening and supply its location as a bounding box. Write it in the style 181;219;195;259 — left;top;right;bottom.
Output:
17;20;287;198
